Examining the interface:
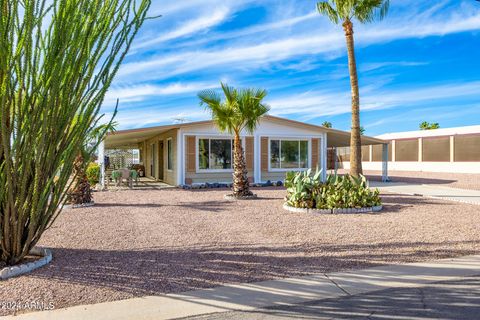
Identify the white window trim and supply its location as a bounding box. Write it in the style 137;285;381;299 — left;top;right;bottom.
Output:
195;136;245;173
268;138;311;172
167;138;173;172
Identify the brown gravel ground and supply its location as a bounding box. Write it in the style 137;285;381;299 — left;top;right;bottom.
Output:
2;187;480;316
358;170;480;191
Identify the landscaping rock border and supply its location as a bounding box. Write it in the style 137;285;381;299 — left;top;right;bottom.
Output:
0;247;52;280
63;201;95;210
224;193;258;200
180;180;283;190
283;203;382;214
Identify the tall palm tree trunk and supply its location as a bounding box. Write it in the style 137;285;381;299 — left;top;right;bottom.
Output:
232;134;252;197
343;19;363;177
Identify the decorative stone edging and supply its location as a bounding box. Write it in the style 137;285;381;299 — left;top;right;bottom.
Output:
283;203;382;214
180;180;284;190
63;201;95;210
224;193;258;200
0;247;52;280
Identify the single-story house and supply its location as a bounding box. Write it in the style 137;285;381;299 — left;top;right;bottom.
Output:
101;115;388;186
338;125;480;173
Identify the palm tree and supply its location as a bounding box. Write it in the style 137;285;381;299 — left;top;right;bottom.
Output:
322;121;332;128
198;83;270;198
317;0;390;177
419;121;440;130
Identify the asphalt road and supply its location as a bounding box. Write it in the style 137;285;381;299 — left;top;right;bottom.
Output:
188;276;480;320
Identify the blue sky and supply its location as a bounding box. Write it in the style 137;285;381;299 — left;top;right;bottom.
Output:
102;0;480;136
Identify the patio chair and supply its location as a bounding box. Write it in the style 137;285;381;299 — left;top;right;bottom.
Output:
111;169;138;188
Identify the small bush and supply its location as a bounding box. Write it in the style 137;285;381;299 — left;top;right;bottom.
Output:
86;163;100;186
284;169;381;209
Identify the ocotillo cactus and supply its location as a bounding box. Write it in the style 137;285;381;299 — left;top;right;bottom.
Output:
0;0;151;266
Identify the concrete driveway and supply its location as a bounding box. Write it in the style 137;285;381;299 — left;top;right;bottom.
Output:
194;276;480;320
370;181;480;205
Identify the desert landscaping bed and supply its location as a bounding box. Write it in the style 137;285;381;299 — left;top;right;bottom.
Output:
1;188;480;316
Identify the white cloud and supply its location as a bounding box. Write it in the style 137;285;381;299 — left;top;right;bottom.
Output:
268;81;480;119
105;107;208;129
104;82;218;107
118;8;480;82
118;33;344;80
133;7;230;49
359;61;429;73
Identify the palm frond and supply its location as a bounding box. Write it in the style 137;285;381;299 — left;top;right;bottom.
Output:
198;83;269;136
354;0;389;23
317;1;340;24
220;82;238;107
238;88;270;134
318;0;389;24
198;86;237;134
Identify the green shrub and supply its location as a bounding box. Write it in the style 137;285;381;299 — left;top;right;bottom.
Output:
284;170;381;209
86;163;100;186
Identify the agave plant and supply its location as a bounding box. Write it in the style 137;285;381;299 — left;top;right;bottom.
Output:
285;170;381;210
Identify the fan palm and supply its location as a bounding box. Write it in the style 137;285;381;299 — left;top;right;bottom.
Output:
317;0;390;177
198;83;270;198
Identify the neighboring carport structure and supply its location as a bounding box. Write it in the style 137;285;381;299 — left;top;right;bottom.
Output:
323;127;390;182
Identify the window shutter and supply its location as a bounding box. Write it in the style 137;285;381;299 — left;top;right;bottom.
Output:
261;137;268;171
245;137;254;171
186;136;196;173
311;138;319;169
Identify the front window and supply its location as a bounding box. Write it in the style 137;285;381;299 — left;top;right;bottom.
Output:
198;138;233;170
270;139;309;169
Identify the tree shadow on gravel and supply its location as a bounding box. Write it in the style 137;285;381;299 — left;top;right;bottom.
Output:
93;201;231;212
379;193;458;213
28;240;480;297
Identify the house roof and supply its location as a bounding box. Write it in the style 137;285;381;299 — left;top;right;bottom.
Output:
104;115;386;148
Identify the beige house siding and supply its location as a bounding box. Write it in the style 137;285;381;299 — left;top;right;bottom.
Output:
184;135;254;184
143;129;178;186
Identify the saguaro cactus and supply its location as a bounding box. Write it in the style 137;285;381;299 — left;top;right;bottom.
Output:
0;0;151;265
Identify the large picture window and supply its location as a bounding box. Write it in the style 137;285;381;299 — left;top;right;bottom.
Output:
198;138;233;170
270;139;308;169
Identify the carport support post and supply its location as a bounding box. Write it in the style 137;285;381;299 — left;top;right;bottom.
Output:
99;140;105;190
382;143;389;182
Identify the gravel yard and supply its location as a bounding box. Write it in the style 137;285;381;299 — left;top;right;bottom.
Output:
2;187;480;316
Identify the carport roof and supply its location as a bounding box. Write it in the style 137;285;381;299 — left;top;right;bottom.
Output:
104;115;386;149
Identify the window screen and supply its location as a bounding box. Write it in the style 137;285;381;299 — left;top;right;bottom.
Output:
270;140;309;169
198;138;233;170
